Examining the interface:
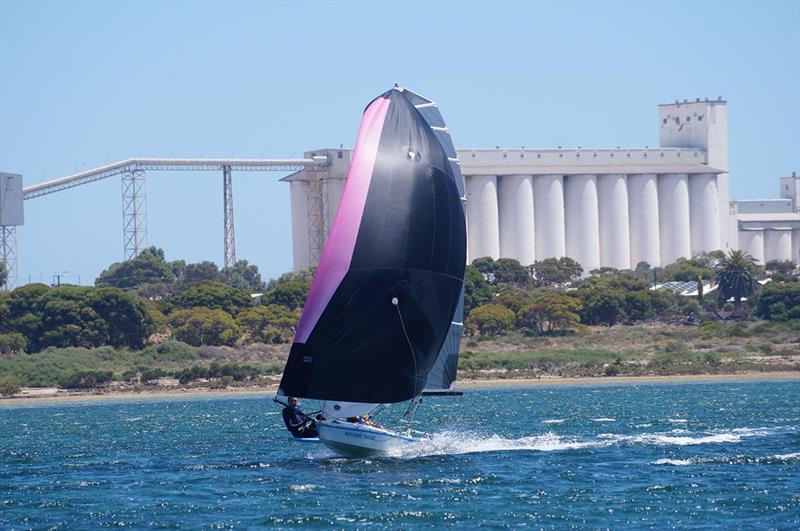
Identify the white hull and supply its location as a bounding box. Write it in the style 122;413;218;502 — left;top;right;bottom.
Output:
317;419;417;456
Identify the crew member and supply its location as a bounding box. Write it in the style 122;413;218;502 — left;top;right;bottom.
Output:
282;396;318;438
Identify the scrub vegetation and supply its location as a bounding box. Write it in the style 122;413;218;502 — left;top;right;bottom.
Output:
0;248;798;396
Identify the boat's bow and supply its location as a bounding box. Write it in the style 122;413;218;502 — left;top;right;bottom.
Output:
317;419;418;457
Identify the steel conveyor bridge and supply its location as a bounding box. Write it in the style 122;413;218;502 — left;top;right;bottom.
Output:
1;156;330;290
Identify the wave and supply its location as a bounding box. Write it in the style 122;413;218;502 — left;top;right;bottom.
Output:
650;458;696;466
390;425;794;458
603;433;741;446
542;419;565;424
289;484;324;492
650;452;800;466
399;431;605;457
770;452;800;461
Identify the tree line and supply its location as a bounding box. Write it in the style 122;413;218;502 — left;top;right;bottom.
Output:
462;251;799;336
0;247;310;354
0;247;797;355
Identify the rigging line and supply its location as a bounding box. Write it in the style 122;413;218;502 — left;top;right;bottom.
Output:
392;299;419;396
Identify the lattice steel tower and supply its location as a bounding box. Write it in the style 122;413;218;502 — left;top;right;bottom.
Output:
121;169;147;259
223;165;236;268
0;226;17;290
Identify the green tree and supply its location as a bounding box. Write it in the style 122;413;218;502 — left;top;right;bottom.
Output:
3;284;157;352
96;247;175;289
0;262;6;288
590;267;621;276
471;257;496;277
223;260;267;292
182;261;225;285
169;307;240;346
37;287;109;350
517;294;581;335
756;281;800;320
494;258;530;287
576;288;625;326
662;257;712;282
471;257;530;287
169;259;187;280
663;252;722;282
0;376;21;397
531;257;583;287
266;268;315;290
170;282;253;315
236;304;298;343
632;261;653;281
86;287;157;349
58;370;114;389
765;260;795;276
261;279;310;310
0;332;26;354
465;303;515;336
494;291;530;314
715;249;759;309
464;265;492;316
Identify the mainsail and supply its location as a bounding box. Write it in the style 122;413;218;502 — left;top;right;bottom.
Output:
279;86;467;404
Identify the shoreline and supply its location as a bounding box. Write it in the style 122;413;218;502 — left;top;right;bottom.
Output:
3;371;799;406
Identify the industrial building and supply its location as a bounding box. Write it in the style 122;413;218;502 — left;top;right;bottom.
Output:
1;99;798;292
284;99;800;272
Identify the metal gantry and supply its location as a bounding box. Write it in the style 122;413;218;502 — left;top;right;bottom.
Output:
17;156;330;268
22;158;328;200
223;165;236;268
1;226;17;290
121;169;148;260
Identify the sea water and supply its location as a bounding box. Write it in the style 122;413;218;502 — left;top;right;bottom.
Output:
1;380;798;528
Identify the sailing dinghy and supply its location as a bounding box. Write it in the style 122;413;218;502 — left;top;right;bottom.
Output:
277;86;466;456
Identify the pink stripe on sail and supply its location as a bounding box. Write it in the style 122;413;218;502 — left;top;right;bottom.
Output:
294;97;391;343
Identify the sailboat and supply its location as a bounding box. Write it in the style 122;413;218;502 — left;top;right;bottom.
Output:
277;85;466;456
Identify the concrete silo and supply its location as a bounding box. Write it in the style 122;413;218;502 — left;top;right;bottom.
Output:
466;175;500;261
689;173;720;254
498;174;535;266
628;173;661;268
738;230;765;264
598;174;631;270
659;173;691;265
765;229;792;262
534;175;566;260
564;174;600;272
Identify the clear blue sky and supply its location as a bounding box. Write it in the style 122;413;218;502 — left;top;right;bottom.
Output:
1;0;798;286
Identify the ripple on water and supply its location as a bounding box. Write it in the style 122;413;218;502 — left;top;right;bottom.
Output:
1;381;798;528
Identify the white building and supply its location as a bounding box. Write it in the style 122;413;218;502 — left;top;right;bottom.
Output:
733;173;800;265
284;99;800;271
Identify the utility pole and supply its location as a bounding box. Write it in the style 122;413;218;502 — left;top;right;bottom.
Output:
52;271;67;287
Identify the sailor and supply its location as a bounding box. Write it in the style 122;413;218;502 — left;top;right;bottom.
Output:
282;397;318;438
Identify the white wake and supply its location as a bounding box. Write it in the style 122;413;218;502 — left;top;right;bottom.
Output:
388;425;794;458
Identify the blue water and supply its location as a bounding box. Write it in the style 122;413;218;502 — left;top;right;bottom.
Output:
2;380;799;529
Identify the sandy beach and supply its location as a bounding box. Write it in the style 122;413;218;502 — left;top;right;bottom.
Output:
3;371;799;406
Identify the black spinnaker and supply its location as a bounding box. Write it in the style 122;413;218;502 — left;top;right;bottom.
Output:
279;86;466;404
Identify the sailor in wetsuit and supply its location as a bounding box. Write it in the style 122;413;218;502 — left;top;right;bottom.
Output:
282;396;319;438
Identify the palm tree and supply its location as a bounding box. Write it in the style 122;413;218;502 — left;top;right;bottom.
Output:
715;249;759;310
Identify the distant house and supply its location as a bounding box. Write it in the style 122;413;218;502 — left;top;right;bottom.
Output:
652;280;717;298
652;279;773;301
